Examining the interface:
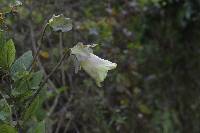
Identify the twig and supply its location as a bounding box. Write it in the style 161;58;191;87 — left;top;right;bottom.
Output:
28;21;56;89
59;32;66;86
27;50;70;108
30;23;48;71
47;94;60;117
54;96;73;133
55;113;64;133
64;118;72;133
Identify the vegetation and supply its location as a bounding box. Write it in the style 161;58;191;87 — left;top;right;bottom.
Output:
0;0;200;133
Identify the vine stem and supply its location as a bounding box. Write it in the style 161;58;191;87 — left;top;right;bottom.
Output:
26;49;70;108
30;23;49;72
59;32;66;86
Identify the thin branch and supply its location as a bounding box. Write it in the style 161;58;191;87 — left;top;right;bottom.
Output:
64;118;72;133
26;50;70;108
28;21;56;89
47;94;60;117
55;113;64;133
59;32;66;86
30;23;49;71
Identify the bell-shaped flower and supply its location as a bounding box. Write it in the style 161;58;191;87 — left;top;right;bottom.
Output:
70;42;117;87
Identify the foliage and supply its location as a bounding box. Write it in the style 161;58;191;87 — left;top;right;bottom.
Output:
0;0;117;132
48;14;72;32
1;0;200;133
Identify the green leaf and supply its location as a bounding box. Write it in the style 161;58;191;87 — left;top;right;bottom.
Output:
12;71;43;99
48;14;72;32
23;96;40;121
35;121;45;133
23;87;46;122
0;31;6;69
10;50;33;77
0;124;17;133
30;71;43;90
12;71;32;97
0;99;11;123
10;71;43;108
0;31;6;47
138;103;152;115
0;39;16;69
28;121;45;133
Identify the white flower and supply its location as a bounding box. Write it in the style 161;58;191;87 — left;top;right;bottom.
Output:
71;43;117;87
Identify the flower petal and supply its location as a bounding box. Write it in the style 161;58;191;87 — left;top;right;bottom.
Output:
70;43;117;87
81;54;117;87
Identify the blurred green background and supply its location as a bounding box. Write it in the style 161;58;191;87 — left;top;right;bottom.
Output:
1;0;200;132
